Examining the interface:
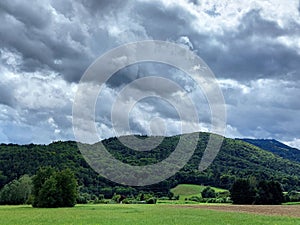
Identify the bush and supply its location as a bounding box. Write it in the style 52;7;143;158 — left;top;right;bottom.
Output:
287;190;300;202
146;197;157;204
159;197;170;200
77;192;91;204
188;196;202;202
173;195;180;200
201;187;216;198
206;198;216;203
111;194;121;203
216;191;230;198
121;198;134;204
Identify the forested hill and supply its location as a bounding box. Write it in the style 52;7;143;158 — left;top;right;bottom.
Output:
239;138;300;163
0;133;300;196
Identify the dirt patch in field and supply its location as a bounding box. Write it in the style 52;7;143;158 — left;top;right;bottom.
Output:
171;205;300;217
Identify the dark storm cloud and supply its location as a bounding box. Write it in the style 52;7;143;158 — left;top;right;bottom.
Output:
129;3;300;82
0;0;299;147
0;0;51;29
1;0;299;84
106;62;193;89
210;38;300;80
0;0;96;82
194;10;300;81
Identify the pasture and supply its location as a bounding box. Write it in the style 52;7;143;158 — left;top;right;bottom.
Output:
0;204;299;225
171;184;228;201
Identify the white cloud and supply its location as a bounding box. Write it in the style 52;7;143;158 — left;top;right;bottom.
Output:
0;59;77;143
177;36;194;50
277;36;300;54
284;138;300;150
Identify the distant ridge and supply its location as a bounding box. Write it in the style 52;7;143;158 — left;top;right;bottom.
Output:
238;138;300;163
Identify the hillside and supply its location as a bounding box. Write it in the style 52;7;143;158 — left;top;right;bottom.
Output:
1;133;300;197
239;139;300;163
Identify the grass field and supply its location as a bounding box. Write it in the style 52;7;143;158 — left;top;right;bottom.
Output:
171;184;228;201
0;204;299;225
284;202;300;205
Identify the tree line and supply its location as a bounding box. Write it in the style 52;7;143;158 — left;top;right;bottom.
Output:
230;178;285;205
1;167;299;206
0;167;78;207
1;134;300;202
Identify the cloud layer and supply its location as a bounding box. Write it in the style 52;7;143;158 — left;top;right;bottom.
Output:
0;0;299;148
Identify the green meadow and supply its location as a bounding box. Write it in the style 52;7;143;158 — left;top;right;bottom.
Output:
171;184;228;201
0;204;299;225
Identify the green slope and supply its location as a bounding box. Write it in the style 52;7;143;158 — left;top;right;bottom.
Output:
171;184;228;200
171;184;227;196
0;132;300;196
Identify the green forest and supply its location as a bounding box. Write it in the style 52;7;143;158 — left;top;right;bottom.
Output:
0;132;300;205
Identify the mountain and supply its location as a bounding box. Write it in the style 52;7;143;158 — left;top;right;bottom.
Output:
238;139;300;163
0;133;300;197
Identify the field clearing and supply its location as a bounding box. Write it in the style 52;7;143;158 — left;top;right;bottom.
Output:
0;204;299;225
171;184;228;200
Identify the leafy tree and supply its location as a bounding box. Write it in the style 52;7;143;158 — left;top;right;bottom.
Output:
201;186;216;198
256;181;284;205
55;169;78;207
0;175;32;205
32;167;78;208
230;178;256;204
37;175;59;207
17;175;33;204
219;174;236;189
32;167;55;207
0;171;7;188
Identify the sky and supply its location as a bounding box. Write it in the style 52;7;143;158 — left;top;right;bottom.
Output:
0;0;300;149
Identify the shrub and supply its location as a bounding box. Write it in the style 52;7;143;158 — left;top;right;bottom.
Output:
201;187;216;198
188;196;202;202
121;198;134;204
287;190;300;202
111;194;121;203
77;193;90;204
146;197;157;204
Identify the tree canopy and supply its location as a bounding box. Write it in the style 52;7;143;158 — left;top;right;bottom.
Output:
32;167;78;208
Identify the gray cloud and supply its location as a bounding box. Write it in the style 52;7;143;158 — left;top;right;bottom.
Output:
190;10;300;81
0;0;299;148
0;83;15;107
